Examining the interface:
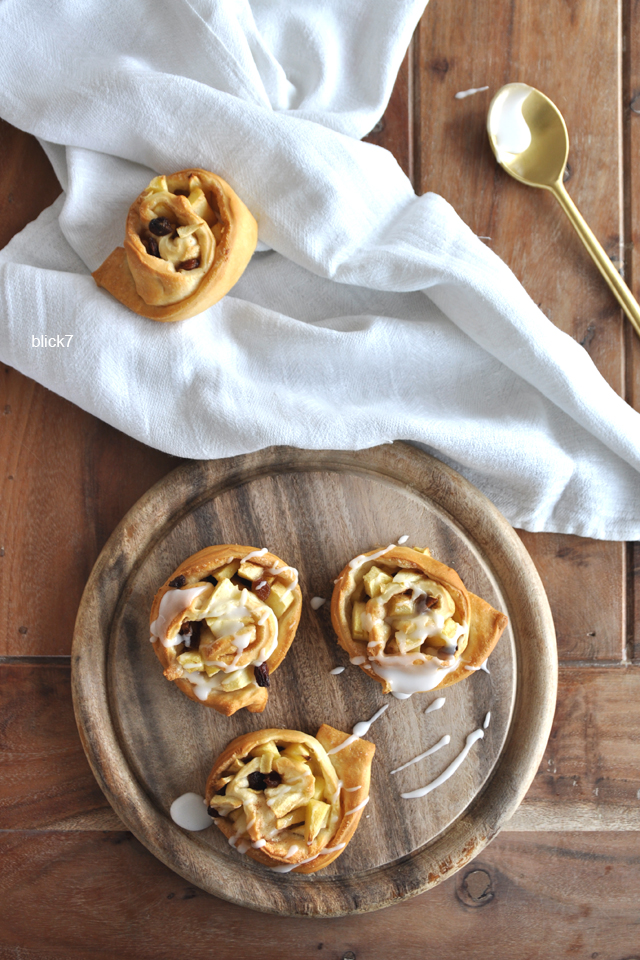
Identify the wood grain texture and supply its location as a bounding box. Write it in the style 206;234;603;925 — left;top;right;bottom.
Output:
411;0;635;672
72;444;555;915
10;663;640;833
0;0;639;948
2;830;640;959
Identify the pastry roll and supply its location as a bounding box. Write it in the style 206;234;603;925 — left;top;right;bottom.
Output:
331;545;508;698
93;168;258;322
206;726;375;873
150;545;301;716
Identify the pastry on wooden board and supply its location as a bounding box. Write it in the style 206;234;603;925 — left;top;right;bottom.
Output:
331;544;508;698
149;545;301;716
206;726;375;873
93;169;258;321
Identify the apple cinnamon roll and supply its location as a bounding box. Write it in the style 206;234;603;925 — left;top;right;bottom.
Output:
150;545;301;716
331;545;508;699
205;726;375;873
93;168;258;321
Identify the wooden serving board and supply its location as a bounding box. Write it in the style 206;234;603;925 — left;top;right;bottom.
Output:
71;443;557;917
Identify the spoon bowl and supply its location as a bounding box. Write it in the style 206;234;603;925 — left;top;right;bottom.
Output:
487;83;568;188
487;83;640;339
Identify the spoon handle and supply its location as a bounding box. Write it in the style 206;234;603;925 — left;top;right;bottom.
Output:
550;180;640;340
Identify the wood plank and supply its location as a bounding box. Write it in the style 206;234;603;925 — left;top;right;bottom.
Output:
625;0;640;662
0;122;177;657
415;0;625;377
516;531;625;662
5;661;640;832
0;664;111;830
1;830;640;959
413;0;628;663
0;371;177;656
363;48;413;183
0;119;61;252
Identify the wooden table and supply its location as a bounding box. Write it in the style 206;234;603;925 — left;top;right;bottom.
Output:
1;1;639;956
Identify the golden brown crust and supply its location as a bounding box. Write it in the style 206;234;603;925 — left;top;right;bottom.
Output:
93;169;258;322
150;545;302;716
331;545;507;694
205;725;375;874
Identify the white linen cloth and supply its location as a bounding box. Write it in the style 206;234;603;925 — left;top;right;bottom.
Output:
0;0;639;541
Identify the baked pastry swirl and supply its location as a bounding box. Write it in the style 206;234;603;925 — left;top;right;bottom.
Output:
93;168;258;321
150;545;301;716
206;726;375;873
331;545;508;698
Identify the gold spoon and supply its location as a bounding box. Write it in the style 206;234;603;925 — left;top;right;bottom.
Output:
487;82;640;339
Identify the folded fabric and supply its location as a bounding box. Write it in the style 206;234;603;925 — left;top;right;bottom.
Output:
0;0;639;541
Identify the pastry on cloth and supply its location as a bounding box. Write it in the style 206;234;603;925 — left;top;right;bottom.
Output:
149;545;301;716
93;169;258;321
331;545;508;698
205;726;375;873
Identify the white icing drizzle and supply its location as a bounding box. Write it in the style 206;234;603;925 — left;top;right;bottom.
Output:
464;659;490;673
310;597;326;610
397;534;409;544
269;843;347;873
285;845;300;859
345;796;369;816
344;785;362;793
454;85;490;99
252;838;267;849
390;735;451;775
424;696;446;715
400;727;485;799
327;704;389;755
169;792;212;831
348;544;396;570
371;654;459;698
483;711;491;729
330;666;346;675
242;548;268;562
350;656;366;665
151;585;209;647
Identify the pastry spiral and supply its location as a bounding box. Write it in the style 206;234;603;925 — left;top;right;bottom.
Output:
206;726;375;873
150;545;302;716
93;169;258;321
331;545;508;698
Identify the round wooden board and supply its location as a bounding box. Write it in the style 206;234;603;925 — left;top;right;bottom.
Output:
72;443;557;917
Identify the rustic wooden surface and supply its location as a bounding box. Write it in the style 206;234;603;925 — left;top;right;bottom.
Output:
1;0;639;951
71;445;555;915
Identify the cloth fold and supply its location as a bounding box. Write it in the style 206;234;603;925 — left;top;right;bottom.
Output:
0;0;639;540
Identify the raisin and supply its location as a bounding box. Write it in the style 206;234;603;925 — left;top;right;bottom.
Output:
149;217;174;236
254;663;270;688
145;237;161;258
253;579;270;601
169;575;187;588
247;771;266;791
415;594;439;614
178;620;192;635
263;771;282;788
179;257;200;271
